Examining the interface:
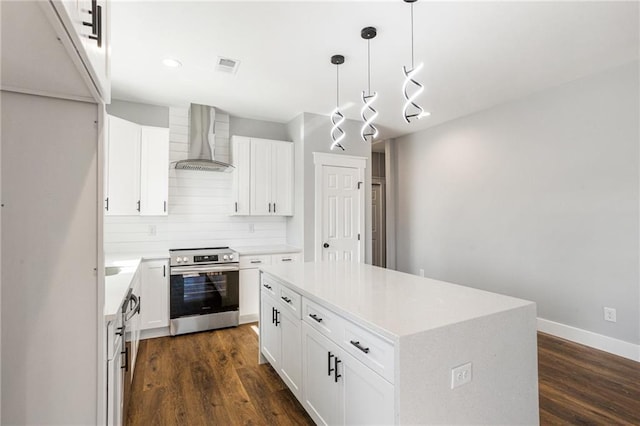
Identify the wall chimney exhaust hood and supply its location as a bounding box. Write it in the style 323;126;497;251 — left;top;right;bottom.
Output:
174;103;235;172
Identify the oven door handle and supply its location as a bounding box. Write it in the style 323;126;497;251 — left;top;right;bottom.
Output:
170;264;239;275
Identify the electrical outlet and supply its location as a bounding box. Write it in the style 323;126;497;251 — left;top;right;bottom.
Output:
419;268;425;277
248;223;255;233
604;307;617;323
451;362;472;389
148;225;157;236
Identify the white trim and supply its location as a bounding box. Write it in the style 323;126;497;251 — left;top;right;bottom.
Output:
140;327;170;340
313;152;367;263
384;140;396;270
537;318;640;362
240;313;259;324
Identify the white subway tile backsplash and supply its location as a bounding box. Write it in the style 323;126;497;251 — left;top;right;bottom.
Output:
104;107;287;254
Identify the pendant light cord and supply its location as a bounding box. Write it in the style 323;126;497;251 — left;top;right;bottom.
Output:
367;39;372;95
411;2;415;69
336;64;340;107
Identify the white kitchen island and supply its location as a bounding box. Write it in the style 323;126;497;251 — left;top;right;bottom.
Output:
259;261;539;425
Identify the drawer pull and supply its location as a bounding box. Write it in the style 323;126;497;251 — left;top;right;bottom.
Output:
250;260;262;264
309;313;323;323
328;352;335;376
334;358;342;382
281;296;292;304
350;340;370;354
263;284;272;290
281;258;293;262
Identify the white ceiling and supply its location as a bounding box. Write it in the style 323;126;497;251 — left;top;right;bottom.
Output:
111;1;639;140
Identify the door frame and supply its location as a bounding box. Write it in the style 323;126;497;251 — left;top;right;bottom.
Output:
371;178;386;268
313;152;367;262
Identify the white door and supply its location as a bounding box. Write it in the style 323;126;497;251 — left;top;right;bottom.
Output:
260;293;281;367
320;165;362;261
302;323;342;426
279;308;302;399
342;350;395;425
231;136;251;215
271;141;293;215
251;140;272;215
139;126;169;216
106;116;140;215
140;260;169;330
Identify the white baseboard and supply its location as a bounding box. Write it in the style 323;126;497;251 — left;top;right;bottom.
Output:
140;326;170;340
537;318;640;362
240;314;258;325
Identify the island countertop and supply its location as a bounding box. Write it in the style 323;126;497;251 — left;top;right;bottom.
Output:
260;261;535;341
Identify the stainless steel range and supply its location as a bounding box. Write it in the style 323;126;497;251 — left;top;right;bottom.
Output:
169;247;239;336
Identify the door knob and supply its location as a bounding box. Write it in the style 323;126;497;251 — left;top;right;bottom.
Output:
323;243;329;248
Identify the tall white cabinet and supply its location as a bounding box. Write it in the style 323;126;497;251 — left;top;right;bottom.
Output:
105;115;169;216
231;136;293;216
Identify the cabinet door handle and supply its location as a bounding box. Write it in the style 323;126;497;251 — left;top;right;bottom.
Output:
328;352;335;376
281;296;292;304
281;258;292;262
334;358;342;382
268;203;271;213
105;197;109;211
274;309;280;326
163;265;166;277
82;0;97;35
235;202;238;213
273;203;276;213
309;313;323;323
164;201;167;213
116;326;124;337
271;307;275;324
121;345;129;371
250;260;262;264
350;340;370;354
263;284;272;290
88;5;102;48
136;200;141;212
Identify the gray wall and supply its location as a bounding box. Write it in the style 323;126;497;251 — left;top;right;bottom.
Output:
106;99;169;127
393;62;639;344
1;92;99;423
230;116;289;141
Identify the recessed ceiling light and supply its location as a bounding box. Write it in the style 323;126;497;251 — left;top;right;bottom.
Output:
162;58;182;68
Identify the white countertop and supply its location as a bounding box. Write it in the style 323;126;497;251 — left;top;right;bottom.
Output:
104;258;141;321
260;261;534;341
103;251;169;321
232;245;302;256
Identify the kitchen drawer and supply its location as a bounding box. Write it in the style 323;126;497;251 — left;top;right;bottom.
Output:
260;274;279;299
342;320;395;384
302;297;343;342
272;253;300;264
240;254;272;269
278;285;301;319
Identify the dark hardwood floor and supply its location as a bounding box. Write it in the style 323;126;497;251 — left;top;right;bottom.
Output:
127;325;640;425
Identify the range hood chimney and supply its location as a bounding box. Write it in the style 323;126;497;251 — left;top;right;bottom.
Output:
174;103;235;172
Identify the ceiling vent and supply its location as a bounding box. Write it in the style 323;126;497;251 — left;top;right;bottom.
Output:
215;56;240;74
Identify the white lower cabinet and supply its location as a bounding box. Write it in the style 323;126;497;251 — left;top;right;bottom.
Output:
302;323;394;426
260;273;395;425
106;320;124;426
260;290;302;399
140;259;169;330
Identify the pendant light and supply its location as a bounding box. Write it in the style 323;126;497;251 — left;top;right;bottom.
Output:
330;54;346;151
402;0;430;122
360;26;379;142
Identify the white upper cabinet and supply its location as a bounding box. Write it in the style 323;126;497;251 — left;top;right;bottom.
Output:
50;0;111;103
231;136;251;215
106;116;140;215
106;115;169;216
231;136;293;216
140;126;170;215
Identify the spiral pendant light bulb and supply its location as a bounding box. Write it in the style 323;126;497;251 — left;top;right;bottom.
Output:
329;54;346;151
361;91;379;141
360;26;378;142
330;108;346;151
402;0;430;123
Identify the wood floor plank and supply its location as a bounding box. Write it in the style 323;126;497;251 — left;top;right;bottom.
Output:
127;326;639;425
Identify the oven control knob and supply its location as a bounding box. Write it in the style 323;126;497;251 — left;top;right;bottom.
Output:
229;254;234;260
182;257;188;262
223;255;229;261
176;257;182;263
